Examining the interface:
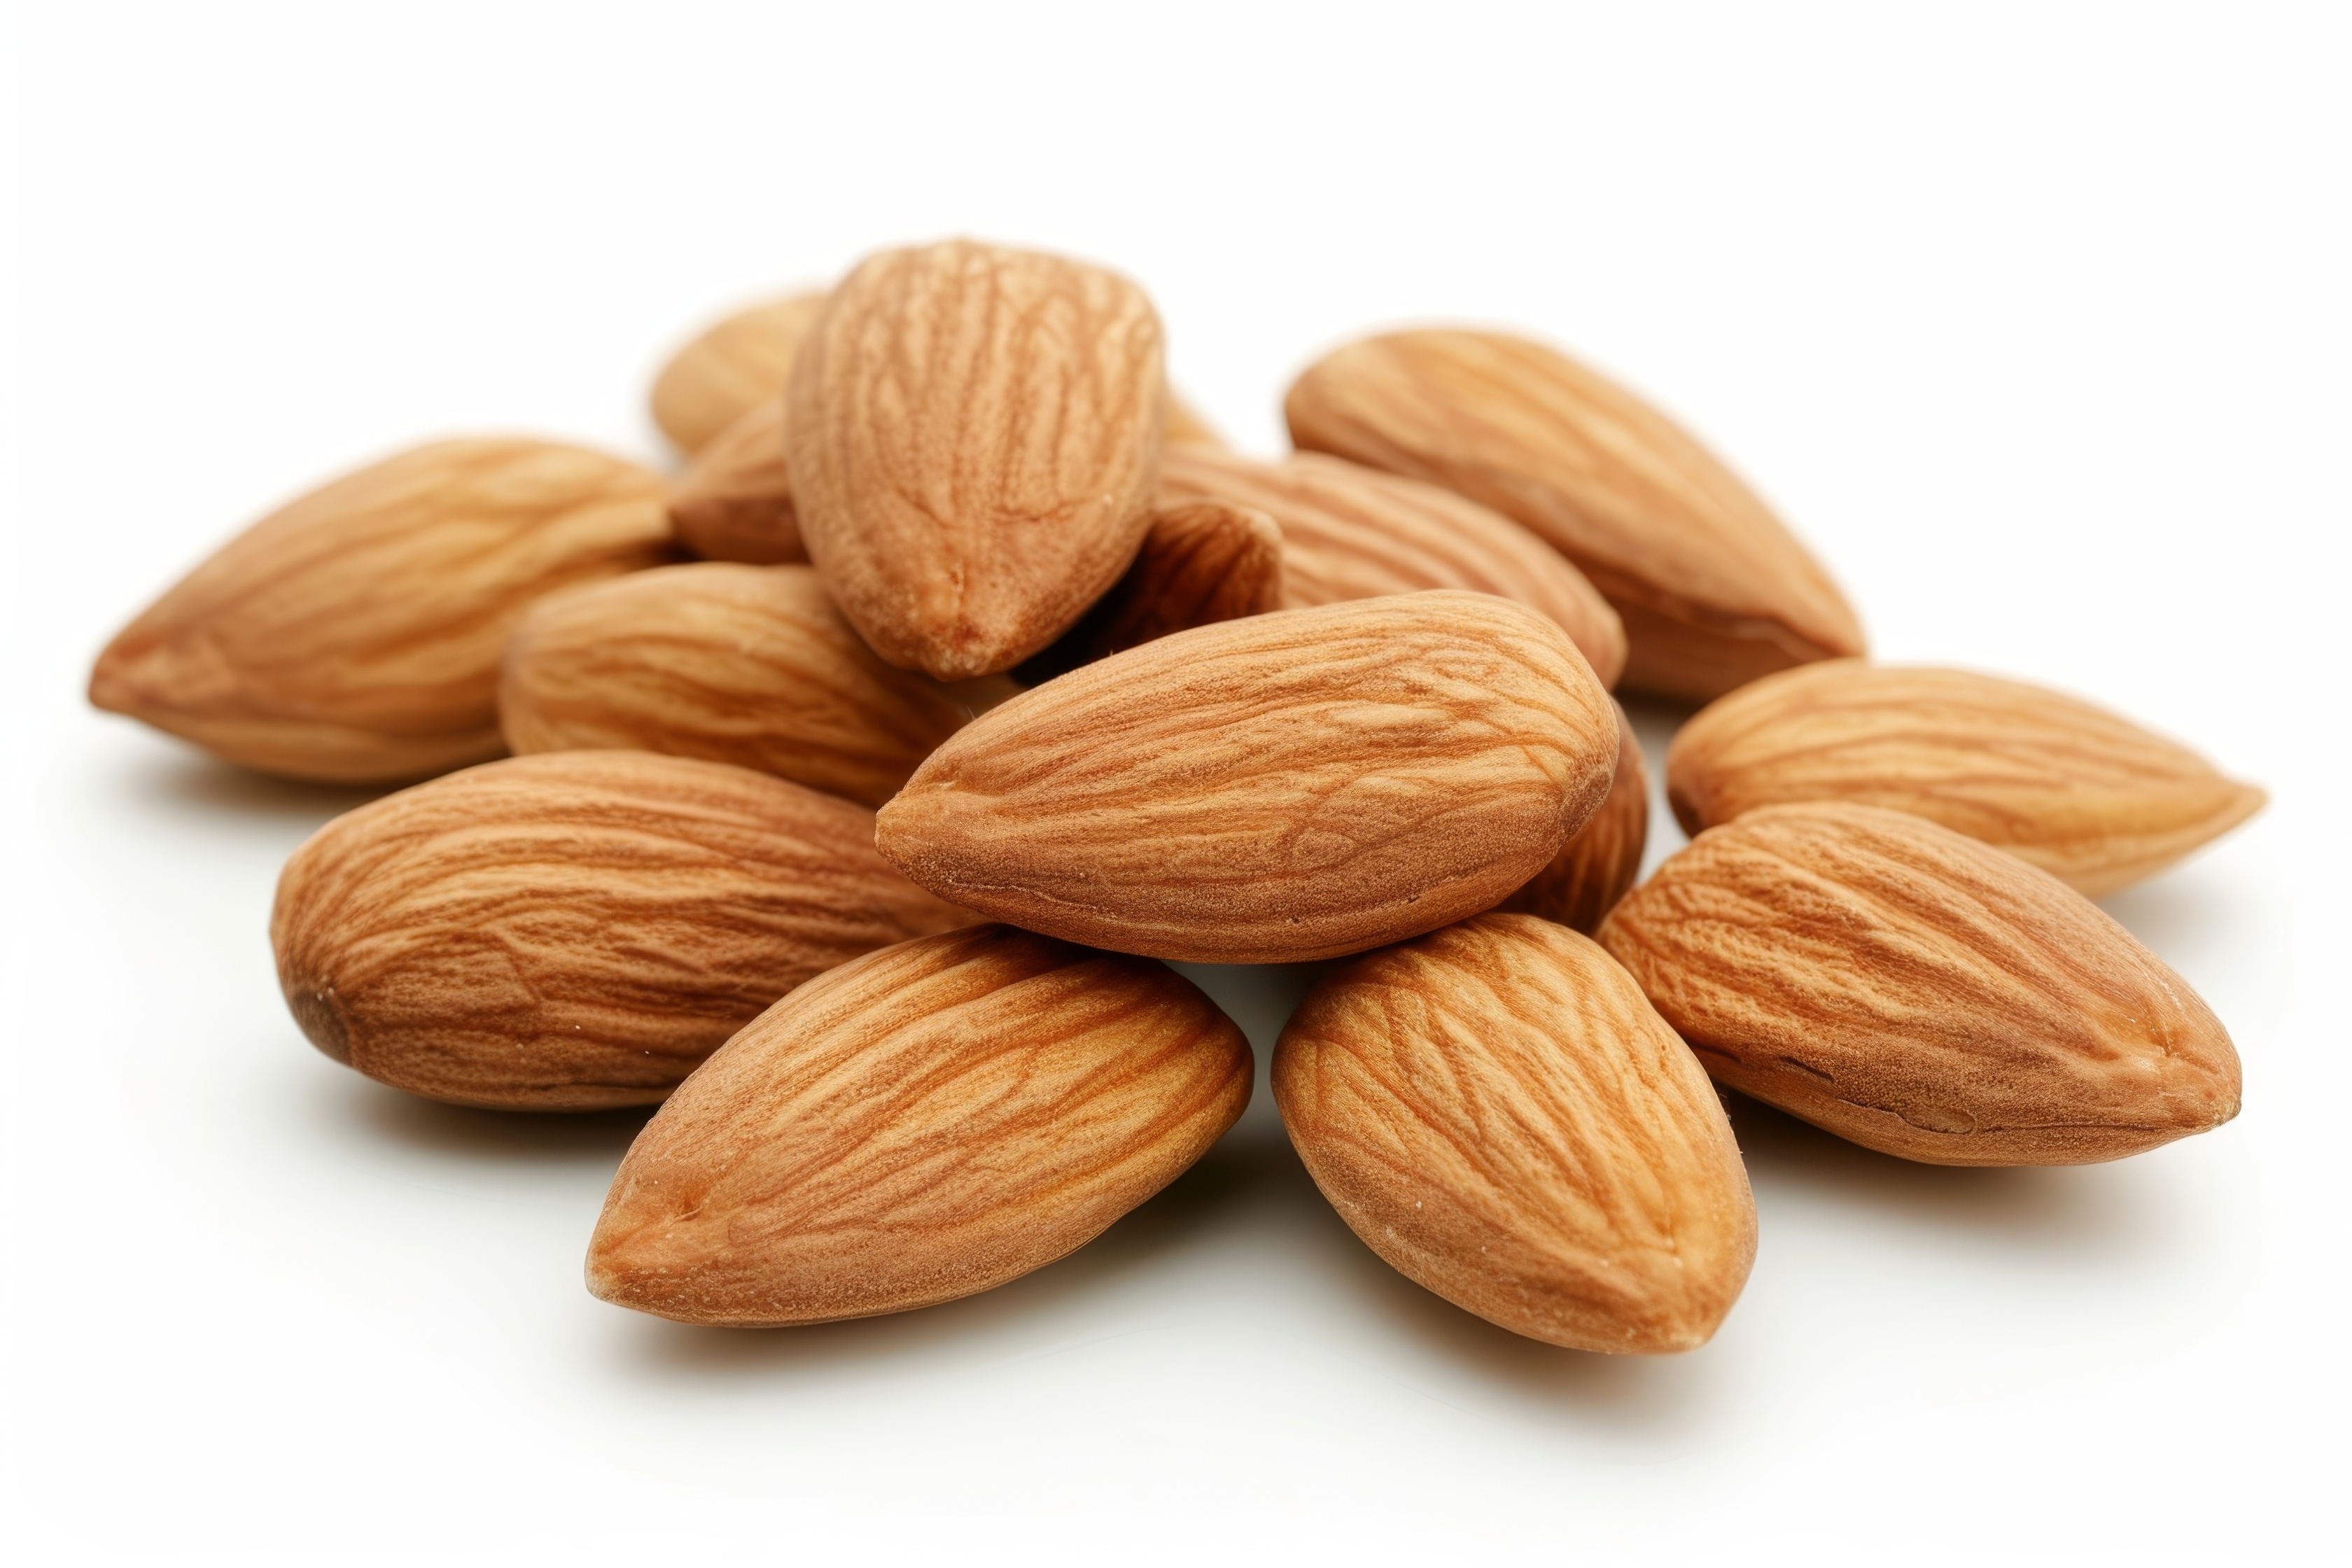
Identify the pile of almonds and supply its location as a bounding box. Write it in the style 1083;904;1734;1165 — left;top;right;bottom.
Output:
89;239;2264;1354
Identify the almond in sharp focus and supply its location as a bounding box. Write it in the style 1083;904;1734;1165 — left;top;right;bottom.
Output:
650;290;827;456
666;398;804;564
1275;912;1755;1352
1597;802;2242;1166
1497;699;1648;933
271;750;972;1111
876;591;1619;965
1285;330;1864;702
1665;661;2267;897
1014;498;1282;684
587;924;1251;1326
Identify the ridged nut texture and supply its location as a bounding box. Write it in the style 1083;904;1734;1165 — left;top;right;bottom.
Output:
1274;913;1756;1352
1014;499;1283;684
1666;661;2267;897
586;924;1252;1325
1497;700;1649;934
785;239;1166;680
1597;802;2243;1166
270;751;972;1111
88;440;673;783
650;291;827;455
1160;444;1627;690
1285;330;1865;702
875;591;1619;964
500;563;1011;809
667;398;804;565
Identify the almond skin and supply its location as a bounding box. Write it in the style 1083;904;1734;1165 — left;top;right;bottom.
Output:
1160;444;1627;690
1497;699;1648;934
1666;661;2267;897
270;750;972;1111
1285;330;1864;702
1597;802;2242;1166
666;398;804;565
650;291;827;455
586;924;1251;1326
89;439;673;783
1275;913;1755;1353
876;591;1618;964
785;239;1166;680
1014;498;1282;684
500;563;1009;809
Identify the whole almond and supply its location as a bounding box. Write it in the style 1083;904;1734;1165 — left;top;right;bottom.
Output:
1667;661;2266;897
500;563;1009;808
587;924;1251;1325
650;290;827;455
1497;699;1648;933
1014;498;1282;684
1161;444;1627;690
666;398;803;564
271;750;971;1111
786;239;1166;679
876;591;1618;964
1286;330;1865;701
1275;913;1755;1352
89;439;672;783
1597;802;2242;1165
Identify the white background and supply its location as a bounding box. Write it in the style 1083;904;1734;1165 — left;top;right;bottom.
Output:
5;4;2348;1562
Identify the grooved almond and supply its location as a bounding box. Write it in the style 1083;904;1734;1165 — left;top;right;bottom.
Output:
666;398;803;565
1014;498;1282;684
1497;699;1648;933
650;290;827;455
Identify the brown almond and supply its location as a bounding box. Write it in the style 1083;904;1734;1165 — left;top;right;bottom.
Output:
650;290;827;456
1014;498;1282;684
666;398;804;565
1497;699;1648;933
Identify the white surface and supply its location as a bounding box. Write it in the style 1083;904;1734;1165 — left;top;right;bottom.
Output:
4;4;2348;1562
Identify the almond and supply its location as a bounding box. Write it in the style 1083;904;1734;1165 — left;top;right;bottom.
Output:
1163;388;1226;449
1597;802;2242;1166
586;924;1251;1325
650;290;827;455
271;750;971;1111
1497;699;1648;933
89;439;672;783
666;398;803;565
785;239;1166;679
876;591;1618;964
1275;913;1755;1352
1014;498;1282;684
1666;661;2267;897
1285;330;1865;702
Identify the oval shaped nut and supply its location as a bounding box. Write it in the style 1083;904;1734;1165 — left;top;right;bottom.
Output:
667;398;804;564
876;592;1618;965
786;239;1166;680
88;439;673;784
1161;445;1626;690
650;290;827;456
1014;498;1283;685
1597;802;2243;1166
1498;699;1648;934
500;563;1004;809
1285;330;1864;703
1666;662;2267;898
270;751;972;1111
586;925;1252;1326
1275;913;1756;1353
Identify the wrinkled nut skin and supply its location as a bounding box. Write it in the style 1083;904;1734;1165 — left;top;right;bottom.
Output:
1161;445;1627;690
876;592;1618;965
786;239;1167;680
1666;661;2267;897
89;439;673;783
500;563;1009;809
650;291;827;456
1284;330;1863;703
1275;913;1756;1353
667;398;804;565
270;751;973;1111
1597;802;2243;1166
586;925;1252;1326
1014;499;1282;684
1498;700;1648;934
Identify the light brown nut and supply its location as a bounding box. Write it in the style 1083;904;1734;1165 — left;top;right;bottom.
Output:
876;591;1618;964
1275;913;1755;1353
500;562;1007;809
1285;330;1864;702
785;239;1166;680
1666;661;2267;897
1163;387;1226;449
666;398;803;564
1597;802;2242;1166
586;924;1251;1326
1014;498;1282;684
89;439;672;783
271;750;972;1111
1497;699;1648;933
650;290;827;456
1161;445;1627;690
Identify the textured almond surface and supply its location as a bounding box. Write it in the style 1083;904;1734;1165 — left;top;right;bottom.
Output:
1597;802;2241;1165
500;563;1007;808
1161;445;1626;690
89;439;672;783
1014;498;1282;684
1667;662;2266;897
876;592;1618;964
786;239;1166;679
1275;913;1754;1352
271;750;972;1111
666;398;804;564
650;291;827;455
1285;330;1863;701
1498;700;1648;933
587;925;1251;1325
